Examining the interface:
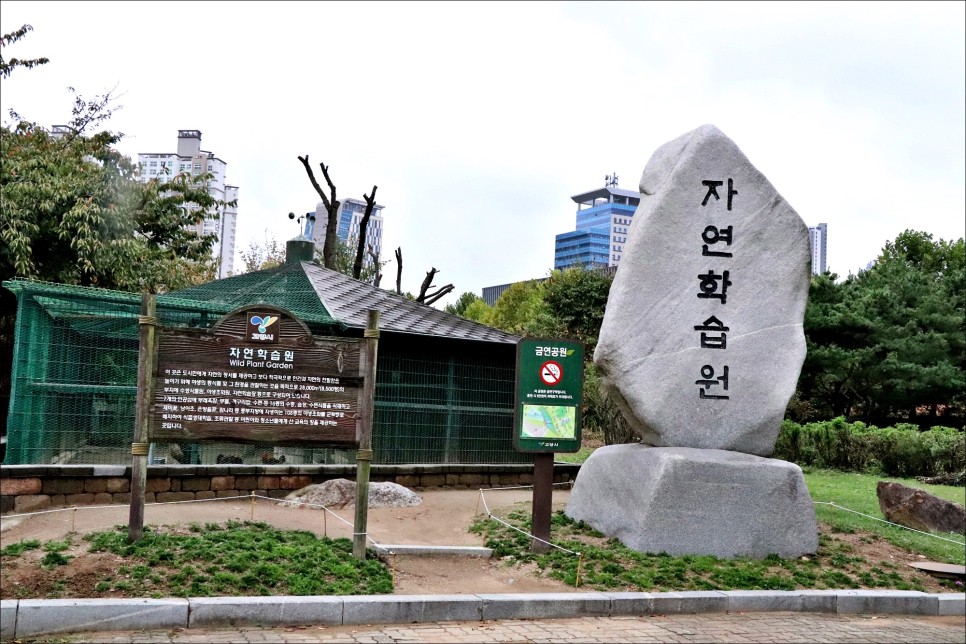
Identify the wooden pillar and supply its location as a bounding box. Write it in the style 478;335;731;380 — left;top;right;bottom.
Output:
531;452;554;553
353;309;380;559
128;293;157;543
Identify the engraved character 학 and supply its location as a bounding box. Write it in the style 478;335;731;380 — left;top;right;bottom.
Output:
697;270;732;304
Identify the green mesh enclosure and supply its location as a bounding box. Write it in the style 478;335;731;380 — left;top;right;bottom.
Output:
2;273;526;466
372;336;527;465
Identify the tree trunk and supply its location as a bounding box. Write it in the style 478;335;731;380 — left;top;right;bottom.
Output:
352;186;378;280
297;155;340;269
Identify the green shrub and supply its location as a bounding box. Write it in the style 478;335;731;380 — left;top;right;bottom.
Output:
774;418;964;477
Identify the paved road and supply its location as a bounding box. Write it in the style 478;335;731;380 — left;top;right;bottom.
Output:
44;613;966;643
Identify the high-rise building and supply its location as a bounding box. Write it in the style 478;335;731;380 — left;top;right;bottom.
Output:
554;175;640;270
808;223;828;275
137;130;239;278
305;197;385;268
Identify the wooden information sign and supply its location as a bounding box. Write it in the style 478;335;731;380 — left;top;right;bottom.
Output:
149;306;367;447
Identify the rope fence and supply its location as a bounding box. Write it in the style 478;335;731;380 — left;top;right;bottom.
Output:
3;487;962;585
814;501;966;547
475;482;584;586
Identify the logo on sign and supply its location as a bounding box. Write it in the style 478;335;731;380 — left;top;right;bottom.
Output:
540;361;563;386
247;314;279;343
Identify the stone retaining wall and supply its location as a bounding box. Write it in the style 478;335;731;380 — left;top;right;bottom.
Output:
0;464;580;514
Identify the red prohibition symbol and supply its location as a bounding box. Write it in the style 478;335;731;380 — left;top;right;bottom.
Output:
539;361;563;386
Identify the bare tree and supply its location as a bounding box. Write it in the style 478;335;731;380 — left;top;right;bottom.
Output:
295;159;454;304
392;247;453;305
416;268;455;306
367;244;383;287
352;186;378;279
297;155;339;269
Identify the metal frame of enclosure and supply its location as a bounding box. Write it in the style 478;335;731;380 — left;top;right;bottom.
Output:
2;263;527;466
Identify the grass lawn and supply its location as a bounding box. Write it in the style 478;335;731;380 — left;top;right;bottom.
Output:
1;520;392;599
804;469;965;565
494;454;964;594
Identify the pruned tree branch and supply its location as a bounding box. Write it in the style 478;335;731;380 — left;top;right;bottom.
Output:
352;185;378;279
367;243;382;287
422;284;455;306
417;267;439;301
297;155;340;269
416;267;454;305
395;247;403;295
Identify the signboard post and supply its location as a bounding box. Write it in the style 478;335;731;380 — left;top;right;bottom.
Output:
129;305;376;555
128;293;158;543
353;310;380;559
513;338;584;553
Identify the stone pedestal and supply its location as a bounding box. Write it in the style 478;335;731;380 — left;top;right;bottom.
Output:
566;444;817;559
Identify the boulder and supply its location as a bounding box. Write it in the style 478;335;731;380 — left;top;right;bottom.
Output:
594;124;810;456
876;481;965;535
283;479;422;509
565;444;818;559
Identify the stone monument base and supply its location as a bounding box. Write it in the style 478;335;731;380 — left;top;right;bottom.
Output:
565;444;817;559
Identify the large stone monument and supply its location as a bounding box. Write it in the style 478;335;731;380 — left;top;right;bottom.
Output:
566;124;818;559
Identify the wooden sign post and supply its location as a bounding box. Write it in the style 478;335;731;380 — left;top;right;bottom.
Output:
353;310;380;559
128;293;158;543
128;305;377;549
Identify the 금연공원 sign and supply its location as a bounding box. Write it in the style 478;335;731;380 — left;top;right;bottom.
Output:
514;338;584;453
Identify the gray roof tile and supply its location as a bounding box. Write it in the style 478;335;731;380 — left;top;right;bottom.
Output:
302;262;519;344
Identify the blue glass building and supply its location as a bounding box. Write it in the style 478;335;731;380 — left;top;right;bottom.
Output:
554;185;641;270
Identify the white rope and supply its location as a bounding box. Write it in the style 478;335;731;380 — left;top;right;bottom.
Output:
813;501;966;546
251;494;386;549
1;494;253;519
477;487;581;557
5;491;960;554
147;495;252;506
480;482;575;492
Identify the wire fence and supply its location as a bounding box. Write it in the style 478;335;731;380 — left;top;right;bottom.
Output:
2;278;528;468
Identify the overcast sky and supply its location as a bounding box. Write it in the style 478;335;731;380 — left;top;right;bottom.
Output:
2;1;963;306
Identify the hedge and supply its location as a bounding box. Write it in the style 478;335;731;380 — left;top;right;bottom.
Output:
773;417;965;477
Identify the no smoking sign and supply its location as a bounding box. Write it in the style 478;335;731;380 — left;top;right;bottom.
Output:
539;361;563;386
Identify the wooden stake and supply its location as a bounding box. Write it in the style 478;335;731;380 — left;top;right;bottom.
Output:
353;310;380;559
128;293;157;543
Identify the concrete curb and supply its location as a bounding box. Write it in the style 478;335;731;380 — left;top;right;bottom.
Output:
4;591;963;639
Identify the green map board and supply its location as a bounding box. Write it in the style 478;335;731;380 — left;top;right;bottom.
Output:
513;338;584;453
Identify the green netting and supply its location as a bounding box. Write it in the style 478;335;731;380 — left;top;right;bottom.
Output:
2;275;526;466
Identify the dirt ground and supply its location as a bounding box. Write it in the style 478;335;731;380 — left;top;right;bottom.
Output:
0;488;582;598
0;488;956;598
